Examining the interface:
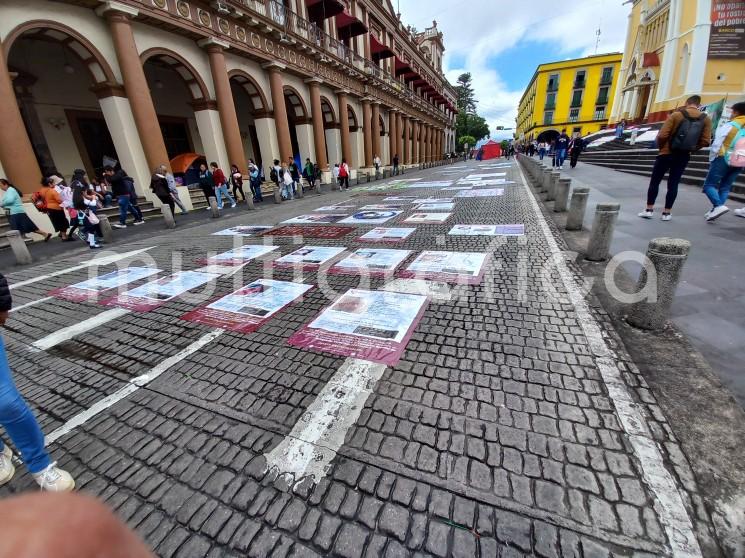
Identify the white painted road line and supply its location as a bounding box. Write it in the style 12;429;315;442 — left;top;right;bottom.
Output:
9;297;52;313
516;162;702;557
45;328;224;445
263;358;386;485
9;247;155;290
30;308;132;352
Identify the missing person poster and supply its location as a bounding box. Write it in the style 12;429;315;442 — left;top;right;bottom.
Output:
415;202;455;211
288;288;428;365
212;226;274;237
181;279;312;334
455;188;504;198
399;250;488;284
281;214;349;224
201;245;279;266
448;224;524;236
404;212;452;224
339;210;403;225
103;270;222;312
50;267;162;302
272;246;346;270
262;225;355;238
358;227;416;242
330;248;412;276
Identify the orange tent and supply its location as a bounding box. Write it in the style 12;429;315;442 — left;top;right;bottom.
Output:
169;153;204;174
481;139;502;160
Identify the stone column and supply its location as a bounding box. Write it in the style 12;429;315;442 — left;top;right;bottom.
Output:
403;117;411;165
361;98;373;168
420;123;427;163
201;39;245;173
193;103;230;170
412;120;420;164
264;62;292;161
396;112;404;164
306;79;329;172
337;90;353;166
253;116;280;173
425;125;432;162
98;4;170;172
585;203;620;262
388;109;397;165
371;102;381;161
0;40;42;194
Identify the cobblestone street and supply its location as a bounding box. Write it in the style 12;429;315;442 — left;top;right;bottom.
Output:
0;161;720;556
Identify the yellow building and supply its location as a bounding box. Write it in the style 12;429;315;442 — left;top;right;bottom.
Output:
516;53;622;143
609;0;745;124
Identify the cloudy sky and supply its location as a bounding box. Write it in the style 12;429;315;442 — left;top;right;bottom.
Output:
397;0;631;140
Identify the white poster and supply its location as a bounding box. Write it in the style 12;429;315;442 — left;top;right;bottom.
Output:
71;267;161;292
315;205;356;212
384;196;417;202
404;212;452;224
273;246;346;269
282;214;349;224
415;202;455;211
455;188;504;198
448;224;524;236
400;251;488;284
339;210;403;225
413;198;454;204
212;226;273;237
206;245;279;265
331;248;412;275
358;227;416;242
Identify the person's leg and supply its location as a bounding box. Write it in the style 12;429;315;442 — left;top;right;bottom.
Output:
664;152;690;211
215;185;224;208
702;157;727;208
719;165;743;205
645;155;671;209
0;337;51;474
117;195;128;225
173;194;187;213
223;185;236;205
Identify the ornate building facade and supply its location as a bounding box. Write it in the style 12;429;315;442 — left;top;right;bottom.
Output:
0;0;458;194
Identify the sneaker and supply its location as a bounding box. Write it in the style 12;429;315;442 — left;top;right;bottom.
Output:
706;205;729;221
734;208;745;218
133;220;145;225
661;213;672;222
638;210;654;219
32;462;75;492
90;244;102;249
0;445;15;486
231;203;236;208
112;223;127;229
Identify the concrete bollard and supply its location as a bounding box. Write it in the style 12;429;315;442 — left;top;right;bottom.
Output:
161;204;176;229
366;173;371;183
209;196;220;217
245;193;255;210
541;169;552;193
273;185;282;204
296;182;304;199
546;171;560;201
5;231;32;265
585;203;620;261
627;238;691;330
553;178;572;212
317;181;323;194
98;214;113;243
565;187;590;230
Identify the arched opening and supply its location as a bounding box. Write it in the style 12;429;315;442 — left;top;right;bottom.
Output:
536;129;559;144
229;70;269;170
320;96;339;165
378;113;388;163
282;86;307;166
5;22;121;183
141;49;210;170
347;104;361;167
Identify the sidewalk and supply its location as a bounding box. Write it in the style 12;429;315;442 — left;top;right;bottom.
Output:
564;161;745;407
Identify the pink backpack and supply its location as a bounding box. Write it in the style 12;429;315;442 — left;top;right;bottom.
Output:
724;122;745;168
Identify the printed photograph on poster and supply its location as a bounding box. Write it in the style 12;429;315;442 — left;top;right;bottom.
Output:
103;270;221;312
212;226;274;237
442;186;473;191
273;246;346;270
181;279;313;333
399;250;488;284
358;227;416;242
414;202;455;211
339;210;403;225
455;188;504;198
383;196;417;202
201;244;279;266
330;248;412;276
262;225;355;238
404;212;452;224
447;224;524;236
412;198;454;204
50;267;162;302
288;288;428;365
315;205;356;212
281;214;349;224
358;204;406;210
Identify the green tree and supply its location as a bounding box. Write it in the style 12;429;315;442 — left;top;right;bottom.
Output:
455;73;477;114
500;140;510;151
456;113;490;144
458;135;476;150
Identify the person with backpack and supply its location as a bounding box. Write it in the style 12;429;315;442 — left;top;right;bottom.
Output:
303;158;315;190
270;159;282;199
197;163;215;210
150;166;175;220
0;179;51;241
230;164;246;203
123;172;144;224
37;177;68;240
102;166;144;228
638;95;712;221
338;159;350;190
281;161;295;200
702;102;745;221
80;186;102;249
0;273;75;491
66;169;89;242
554;130;570;169
568;134;585;169
288;157;300;196
210;162;237;209
248;159;262;202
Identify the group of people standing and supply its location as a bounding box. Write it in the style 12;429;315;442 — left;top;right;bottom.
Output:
530;130;584;169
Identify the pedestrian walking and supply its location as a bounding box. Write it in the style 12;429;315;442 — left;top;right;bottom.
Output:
210;162;236;209
270;159;282;198
0;273;75;491
703;102;745;221
165;169;187;214
338;159;350;190
568;133;584;168
230;164;246;202
393;154;400;175
288;157;300;197
615;119;626;139
554;130;570;169
0;179;51;241
303;158;315;190
102;166;145;228
124;172;144;223
198;163;215;210
248;159;263;202
66;169;90;242
80;186;102;249
150;167;175;219
333;163;340;189
638;95;712;221
374;154;381;176
537;141;546;160
36;177;68;239
280;161;295;200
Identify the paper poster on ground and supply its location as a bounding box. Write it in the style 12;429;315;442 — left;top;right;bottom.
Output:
415;202;455;211
412;198;454;204
50;267;162;302
383;196;417;202
448;224;525;236
272;246;346;270
330;248;412;276
399;250;488;284
315;205;356;212
103;270;221;312
404;212;452;224
402;181;453;188
288;288;428;365
339;210;403;225
455;188;504;198
262;225;354;238
212;226;274;237
358;227;416;242
181;279;312;334
201;245;279;266
281;214;348;224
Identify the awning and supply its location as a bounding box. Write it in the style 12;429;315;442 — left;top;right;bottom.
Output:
394;55;414;77
306;0;344;21
170;153;205;174
336;10;367;40
370;34;394;61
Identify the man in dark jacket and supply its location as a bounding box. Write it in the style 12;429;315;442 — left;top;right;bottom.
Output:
102;166;144;228
554;130;570;168
569;134;584;168
0;273;75;491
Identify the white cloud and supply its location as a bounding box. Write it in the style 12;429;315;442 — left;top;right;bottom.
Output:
399;0;630;137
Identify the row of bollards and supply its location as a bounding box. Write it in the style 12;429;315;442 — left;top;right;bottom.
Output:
517;154;691;331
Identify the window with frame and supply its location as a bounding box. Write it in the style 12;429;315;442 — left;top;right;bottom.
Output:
574;70;586;88
569;108;580;122
545;92;556;109
547;74;559;91
596;86;609;105
544;111;554;125
600;66;613;85
570;90;583;107
594;106;606;120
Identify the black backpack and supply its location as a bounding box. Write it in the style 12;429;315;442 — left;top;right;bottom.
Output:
270;168;278;182
670;110;707;152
